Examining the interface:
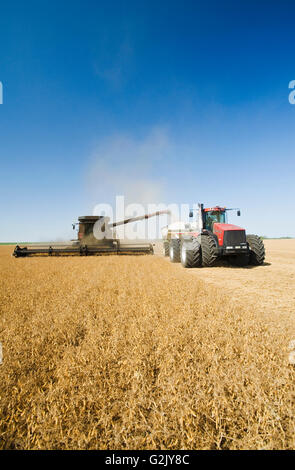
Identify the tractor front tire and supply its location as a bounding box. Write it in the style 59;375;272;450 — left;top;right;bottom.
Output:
200;234;218;267
247;234;265;265
181;238;202;268
169;239;181;263
163;241;169;257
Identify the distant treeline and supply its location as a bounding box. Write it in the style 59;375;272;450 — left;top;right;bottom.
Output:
0;242;32;245
260;236;294;240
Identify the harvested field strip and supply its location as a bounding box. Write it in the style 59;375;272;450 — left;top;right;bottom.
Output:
0;245;295;449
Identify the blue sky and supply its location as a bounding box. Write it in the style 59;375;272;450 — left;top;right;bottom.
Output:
0;0;294;240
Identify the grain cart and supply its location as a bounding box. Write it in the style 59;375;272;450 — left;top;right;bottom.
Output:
13;210;169;257
162;204;265;268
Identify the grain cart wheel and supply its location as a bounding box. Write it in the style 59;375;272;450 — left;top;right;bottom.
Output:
169;239;181;263
228;253;250;267
181;238;202;268
246;234;265;265
163;241;169;257
200;233;218;267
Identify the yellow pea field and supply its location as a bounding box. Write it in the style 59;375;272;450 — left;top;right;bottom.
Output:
0;240;295;449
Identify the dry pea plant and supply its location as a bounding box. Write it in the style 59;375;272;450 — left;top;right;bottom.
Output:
0;245;295;450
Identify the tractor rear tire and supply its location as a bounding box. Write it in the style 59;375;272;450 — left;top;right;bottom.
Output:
200;234;218;267
229;254;250;267
247;234;265;265
169;239;181;263
163;241;169;257
181;238;202;268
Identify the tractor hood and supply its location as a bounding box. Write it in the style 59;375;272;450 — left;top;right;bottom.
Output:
214;223;244;232
213;223;246;246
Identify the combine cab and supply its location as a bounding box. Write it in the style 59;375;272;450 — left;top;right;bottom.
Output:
162;204;265;268
13;211;169;258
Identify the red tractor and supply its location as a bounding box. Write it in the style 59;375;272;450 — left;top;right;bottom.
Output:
162;204;265;268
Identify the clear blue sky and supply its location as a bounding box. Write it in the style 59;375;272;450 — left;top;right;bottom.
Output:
0;0;294;241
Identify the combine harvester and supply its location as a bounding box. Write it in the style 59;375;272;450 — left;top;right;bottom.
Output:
162;203;265;267
13;211;169;258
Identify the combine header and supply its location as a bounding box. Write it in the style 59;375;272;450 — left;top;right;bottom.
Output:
13;211;169;258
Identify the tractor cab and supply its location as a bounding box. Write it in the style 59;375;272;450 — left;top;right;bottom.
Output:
203;207;227;232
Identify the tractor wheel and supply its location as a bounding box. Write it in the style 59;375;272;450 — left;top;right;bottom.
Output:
247;234;265;265
229;254;250;267
180;238;202;268
169;239;181;263
200;234;218;267
163;241;169;257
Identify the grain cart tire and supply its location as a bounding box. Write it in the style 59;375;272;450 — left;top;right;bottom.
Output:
181;238;202;268
247;234;265;265
229;254;250;267
163;241;169;257
169;239;181;263
200;233;218;267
